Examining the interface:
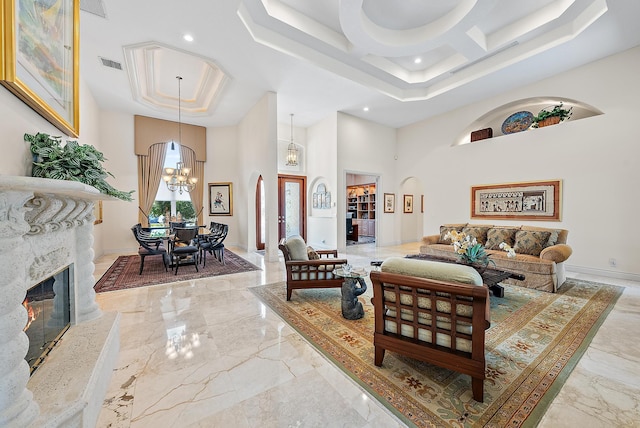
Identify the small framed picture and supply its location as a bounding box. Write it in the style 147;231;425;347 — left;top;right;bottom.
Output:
209;182;233;215
384;193;395;213
404;194;413;213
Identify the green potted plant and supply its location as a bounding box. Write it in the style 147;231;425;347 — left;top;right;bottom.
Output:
25;132;134;201
532;102;573;128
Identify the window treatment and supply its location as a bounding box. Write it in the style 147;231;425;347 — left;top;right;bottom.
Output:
137;143;168;226
180;145;205;226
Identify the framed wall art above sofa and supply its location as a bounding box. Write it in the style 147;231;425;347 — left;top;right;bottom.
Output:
471;180;561;221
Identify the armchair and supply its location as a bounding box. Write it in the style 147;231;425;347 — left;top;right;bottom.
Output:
370;257;490;402
279;235;347;301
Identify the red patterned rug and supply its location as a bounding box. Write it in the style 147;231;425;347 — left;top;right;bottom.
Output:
251;278;623;427
94;251;260;293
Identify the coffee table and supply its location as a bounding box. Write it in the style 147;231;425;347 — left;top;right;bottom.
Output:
405;254;525;297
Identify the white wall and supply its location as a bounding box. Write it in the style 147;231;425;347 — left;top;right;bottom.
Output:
337;113;398;250
306;114;338;249
237;92;278;259
397;46;640;279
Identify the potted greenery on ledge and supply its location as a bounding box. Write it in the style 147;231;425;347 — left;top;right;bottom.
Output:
532;102;573;128
25;132;134;202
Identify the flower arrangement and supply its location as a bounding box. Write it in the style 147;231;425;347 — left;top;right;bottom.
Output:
444;230;494;267
499;242;517;258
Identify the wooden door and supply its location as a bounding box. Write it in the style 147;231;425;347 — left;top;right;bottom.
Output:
255;175;265;250
278;175;306;242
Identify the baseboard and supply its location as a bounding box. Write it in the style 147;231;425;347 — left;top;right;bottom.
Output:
566;264;640;283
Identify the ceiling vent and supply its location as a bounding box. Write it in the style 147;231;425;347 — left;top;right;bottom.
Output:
80;0;107;19
99;57;123;71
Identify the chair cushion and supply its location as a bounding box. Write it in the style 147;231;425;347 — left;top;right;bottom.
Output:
285;235;309;261
381;257;483;286
172;245;199;255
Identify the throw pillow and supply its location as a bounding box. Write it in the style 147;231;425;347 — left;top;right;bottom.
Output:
485;228;518;250
285;235;309;261
462;226;491;246
306;246;320;260
438;225;465;243
513;230;552;256
545;229;560;248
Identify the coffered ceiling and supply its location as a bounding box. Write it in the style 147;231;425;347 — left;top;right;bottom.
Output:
79;0;640;128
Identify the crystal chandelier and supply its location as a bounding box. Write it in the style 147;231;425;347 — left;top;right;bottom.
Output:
163;76;197;194
286;113;298;166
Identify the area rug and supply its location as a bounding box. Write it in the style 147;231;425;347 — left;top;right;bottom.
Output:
250;278;623;427
95;251;260;293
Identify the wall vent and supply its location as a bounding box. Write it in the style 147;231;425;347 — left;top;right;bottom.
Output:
80;0;107;18
99;57;123;70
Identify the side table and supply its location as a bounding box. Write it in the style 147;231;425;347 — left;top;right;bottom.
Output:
333;267;368;320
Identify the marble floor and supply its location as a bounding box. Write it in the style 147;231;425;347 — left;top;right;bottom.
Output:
94;242;640;427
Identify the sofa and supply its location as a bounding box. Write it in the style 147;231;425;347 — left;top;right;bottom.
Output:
370;257;490;402
420;224;572;293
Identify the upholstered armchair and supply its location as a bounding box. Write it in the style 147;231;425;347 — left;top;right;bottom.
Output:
279;235;347;301
370;257;490;402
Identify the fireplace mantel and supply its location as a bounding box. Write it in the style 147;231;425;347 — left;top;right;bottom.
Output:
0;176;120;428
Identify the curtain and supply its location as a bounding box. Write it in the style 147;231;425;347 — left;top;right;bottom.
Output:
180;145;205;226
137;143;168;226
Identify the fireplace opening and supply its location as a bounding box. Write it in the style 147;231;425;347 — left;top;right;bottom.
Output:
23;266;71;375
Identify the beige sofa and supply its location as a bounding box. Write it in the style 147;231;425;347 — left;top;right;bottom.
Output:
420;224;572;292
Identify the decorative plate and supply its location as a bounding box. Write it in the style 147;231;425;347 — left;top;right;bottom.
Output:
501;111;534;134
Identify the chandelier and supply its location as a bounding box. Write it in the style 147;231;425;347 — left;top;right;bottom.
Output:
286;113;298;166
163;76;197;194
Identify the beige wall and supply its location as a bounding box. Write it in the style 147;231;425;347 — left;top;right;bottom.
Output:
397;46;640;279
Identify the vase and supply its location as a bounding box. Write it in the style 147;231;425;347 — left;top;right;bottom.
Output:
537;116;561;127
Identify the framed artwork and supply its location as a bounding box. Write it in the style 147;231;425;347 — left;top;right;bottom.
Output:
0;0;80;137
383;193;395;213
209;182;233;215
471;180;562;221
421;195;424;213
403;194;413;213
312;183;331;209
93;201;103;225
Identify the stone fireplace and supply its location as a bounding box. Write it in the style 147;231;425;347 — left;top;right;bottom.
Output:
0;176;120;428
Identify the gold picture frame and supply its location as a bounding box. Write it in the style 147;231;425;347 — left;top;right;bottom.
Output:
93;201;103;225
471;180;562;221
0;0;80;136
209;182;233;216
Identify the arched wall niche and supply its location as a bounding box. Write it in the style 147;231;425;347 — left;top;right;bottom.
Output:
453;96;604;147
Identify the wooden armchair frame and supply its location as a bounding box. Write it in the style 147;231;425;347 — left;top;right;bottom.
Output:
370;269;489;402
279;239;347;300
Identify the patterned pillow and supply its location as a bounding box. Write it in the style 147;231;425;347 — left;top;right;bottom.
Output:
485;228;518;250
462;226;491;246
306;246;320;260
545;229;560;248
438;225;465;243
513;230;552;256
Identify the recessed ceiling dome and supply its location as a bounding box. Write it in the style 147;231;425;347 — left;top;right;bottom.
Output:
123;41;230;116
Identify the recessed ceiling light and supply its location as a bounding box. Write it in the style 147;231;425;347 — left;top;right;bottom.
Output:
414;57;422;64
183;34;194;42
363;106;369;112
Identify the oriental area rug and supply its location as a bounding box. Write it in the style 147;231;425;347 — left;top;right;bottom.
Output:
250;279;623;427
94;251;260;293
